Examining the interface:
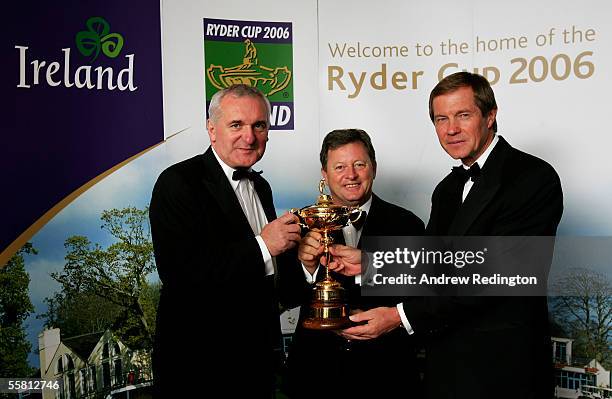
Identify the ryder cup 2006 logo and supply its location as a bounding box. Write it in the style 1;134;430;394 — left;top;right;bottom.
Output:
204;18;294;130
16;16;136;91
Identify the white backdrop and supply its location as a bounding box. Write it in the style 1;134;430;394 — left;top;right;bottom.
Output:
162;0;612;233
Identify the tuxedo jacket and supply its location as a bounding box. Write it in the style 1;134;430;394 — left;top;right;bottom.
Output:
403;136;563;399
149;147;285;397
279;194;425;398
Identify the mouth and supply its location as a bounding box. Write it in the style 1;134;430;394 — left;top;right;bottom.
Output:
344;183;361;189
446;140;464;146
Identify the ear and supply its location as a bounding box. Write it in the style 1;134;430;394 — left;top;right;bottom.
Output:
372;162;377;179
487;108;498;130
321;167;328;182
207;119;216;143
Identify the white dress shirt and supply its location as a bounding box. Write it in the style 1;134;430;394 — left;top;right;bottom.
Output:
461;134;499;201
212;148;275;276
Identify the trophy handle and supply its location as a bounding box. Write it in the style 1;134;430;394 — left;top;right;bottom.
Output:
319;178;327;194
289;208;308;229
348;207;363;225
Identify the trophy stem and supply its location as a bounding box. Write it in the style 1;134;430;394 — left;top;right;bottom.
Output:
323;230;332;281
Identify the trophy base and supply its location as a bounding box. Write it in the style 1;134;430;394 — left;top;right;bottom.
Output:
302;279;351;330
302;316;352;330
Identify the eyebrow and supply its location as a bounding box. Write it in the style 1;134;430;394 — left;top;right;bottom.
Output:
434;109;473;118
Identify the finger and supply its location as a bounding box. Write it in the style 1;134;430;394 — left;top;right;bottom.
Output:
330;245;355;257
328;246;343;258
345;334;372;341
287;224;301;233
298;252;315;262
302;236;321;248
340;332;364;340
342;325;369;336
349;312;372;323
328;264;344;272
287;232;302;242
281;212;300;224
299;246;319;258
305;231;323;240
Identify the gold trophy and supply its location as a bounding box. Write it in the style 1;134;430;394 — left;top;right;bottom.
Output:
291;179;363;330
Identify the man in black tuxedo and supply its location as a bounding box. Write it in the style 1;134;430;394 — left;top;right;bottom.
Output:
280;129;424;398
149;84;301;397
333;72;563;398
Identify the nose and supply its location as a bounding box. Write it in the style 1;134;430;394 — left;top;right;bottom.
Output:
345;165;358;179
242;126;256;145
447;117;461;135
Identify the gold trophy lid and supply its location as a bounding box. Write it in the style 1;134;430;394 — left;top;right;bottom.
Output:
299;179;351;215
291;179;363;232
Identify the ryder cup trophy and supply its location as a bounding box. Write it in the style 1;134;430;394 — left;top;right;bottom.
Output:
291;179;363;330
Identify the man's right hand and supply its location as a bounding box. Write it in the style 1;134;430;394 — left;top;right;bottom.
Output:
298;231;324;274
260;212;301;256
327;245;362;276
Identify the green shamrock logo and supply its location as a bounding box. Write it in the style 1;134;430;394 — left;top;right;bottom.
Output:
75;17;124;61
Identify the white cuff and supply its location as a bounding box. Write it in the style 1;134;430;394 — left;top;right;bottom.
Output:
256;235;274;276
355;274;362;285
396;302;414;335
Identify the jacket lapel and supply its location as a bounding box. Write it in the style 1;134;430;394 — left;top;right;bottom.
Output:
200;147;254;234
448;137;510;235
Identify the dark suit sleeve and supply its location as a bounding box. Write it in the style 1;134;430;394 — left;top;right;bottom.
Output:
403;161;563;335
275;248;311;310
149;168;264;287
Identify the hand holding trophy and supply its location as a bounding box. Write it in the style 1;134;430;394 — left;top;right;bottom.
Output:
291;179;363;330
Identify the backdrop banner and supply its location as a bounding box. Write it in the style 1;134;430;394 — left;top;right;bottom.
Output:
1;1;164;266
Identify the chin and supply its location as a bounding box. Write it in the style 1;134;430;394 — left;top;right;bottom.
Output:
341;194;363;204
235;157;259;167
445;150;466;160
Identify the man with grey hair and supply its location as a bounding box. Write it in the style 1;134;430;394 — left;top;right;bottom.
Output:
150;84;300;397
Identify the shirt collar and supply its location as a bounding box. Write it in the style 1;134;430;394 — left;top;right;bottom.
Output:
211;147;254;191
359;195;373;214
459;134;499;170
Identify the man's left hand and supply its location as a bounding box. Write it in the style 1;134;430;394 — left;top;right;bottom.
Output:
339;307;401;340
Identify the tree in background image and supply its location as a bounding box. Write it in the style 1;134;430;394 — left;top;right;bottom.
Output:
550;267;612;369
41;207;159;349
0;243;36;385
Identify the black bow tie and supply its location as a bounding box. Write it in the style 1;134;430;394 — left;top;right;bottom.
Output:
451;163;481;184
232;168;262;181
351;210;367;231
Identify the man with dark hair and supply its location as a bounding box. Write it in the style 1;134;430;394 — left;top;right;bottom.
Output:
279;128;424;398
150;84;301;397
331;72;563;398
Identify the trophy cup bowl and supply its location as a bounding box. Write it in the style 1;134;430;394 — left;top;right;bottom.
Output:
291;179;363;330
